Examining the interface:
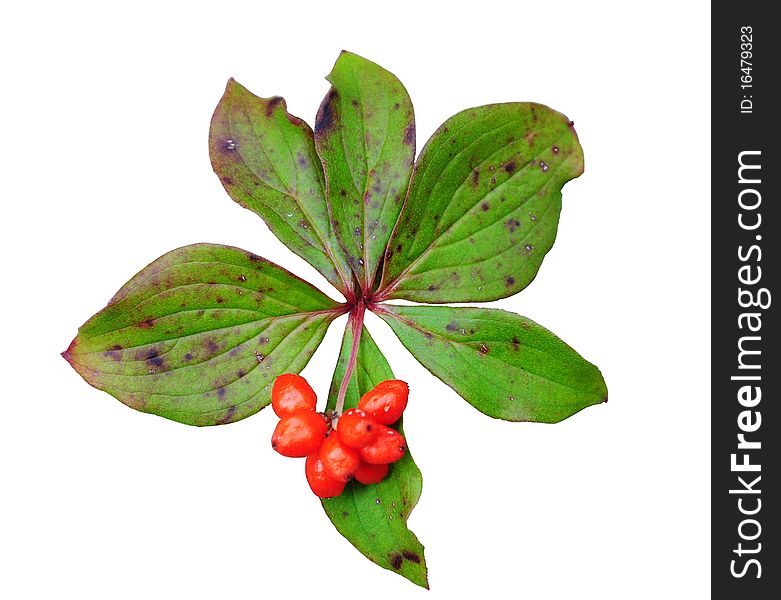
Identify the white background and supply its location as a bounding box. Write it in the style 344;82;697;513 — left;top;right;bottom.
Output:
1;1;710;598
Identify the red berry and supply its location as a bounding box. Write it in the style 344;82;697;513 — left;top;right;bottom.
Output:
358;425;406;464
354;461;389;485
272;373;317;418
305;453;346;498
319;435;360;482
271;411;327;457
358;379;408;425
336;408;378;448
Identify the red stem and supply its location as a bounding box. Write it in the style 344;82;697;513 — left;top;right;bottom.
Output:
335;300;365;415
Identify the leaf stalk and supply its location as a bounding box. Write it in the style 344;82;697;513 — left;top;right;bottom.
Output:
335;300;365;415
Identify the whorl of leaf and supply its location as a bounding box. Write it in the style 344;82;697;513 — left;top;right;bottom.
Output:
64;51;605;587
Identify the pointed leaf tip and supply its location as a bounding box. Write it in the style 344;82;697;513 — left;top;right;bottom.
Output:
61;338;77;363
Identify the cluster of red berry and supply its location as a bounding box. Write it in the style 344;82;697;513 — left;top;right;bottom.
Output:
271;374;409;498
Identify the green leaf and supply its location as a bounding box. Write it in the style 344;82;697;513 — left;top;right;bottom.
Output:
209;79;355;296
377;103;583;303
314;51;415;292
63;244;342;426
377;305;606;423
322;325;427;588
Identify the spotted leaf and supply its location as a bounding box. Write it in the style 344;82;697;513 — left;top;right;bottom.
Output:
314;51;415;291
377;305;606;423
322;325;427;588
377;103;583;302
209;80;355;296
63;244;342;426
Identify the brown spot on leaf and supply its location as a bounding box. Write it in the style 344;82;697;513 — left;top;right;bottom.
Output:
479;343;489;355
402;551;421;563
137;318;155;329
265;96;284;117
217;405;237;425
389;553;403;570
512;336;520;350
216;297;225;304
145;350;165;369
124;394;147;410
315;88;338;133
183;353;193;361
480;202;490;211
505;218;521;233
445;322;459;332
471;169;480;186
506;276;515;286
504;161;516;174
404;123;415;146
